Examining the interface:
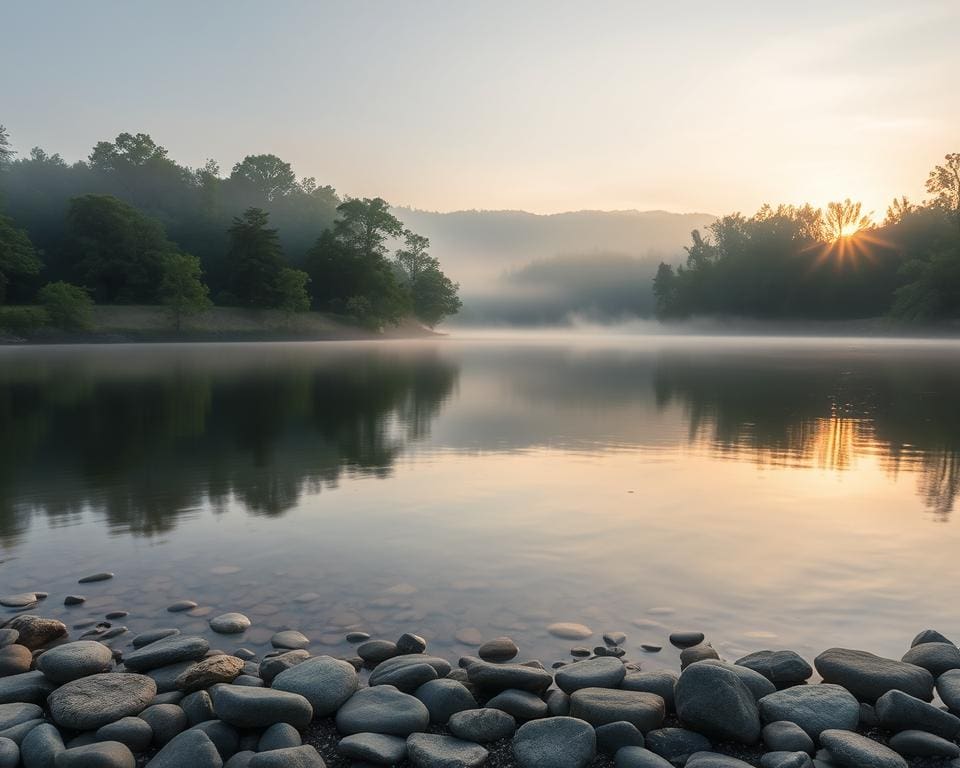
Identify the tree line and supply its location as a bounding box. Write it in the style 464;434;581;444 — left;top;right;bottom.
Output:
653;154;960;321
0;126;461;332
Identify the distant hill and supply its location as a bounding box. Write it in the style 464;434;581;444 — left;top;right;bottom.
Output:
393;208;716;323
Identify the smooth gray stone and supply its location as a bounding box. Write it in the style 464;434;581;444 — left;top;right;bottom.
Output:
644;727;711;761
614;747;673;768
406;733;487;767
0;631;18;649
448;708;516;743
146;662;195;694
413;679;477;724
681;645;721;669
697;659;776;700
338;733;406;764
37;641;114;683
939;668;960;713
465;660;553;694
147;729;223;768
0;645;32;677
369;655;450;684
676;663;759;744
78;573;113;583
545;689;570;716
124;636;209;672
190;721;239;761
6;616;66;650
257;723;301;752
209;614;251;635
209;684;311;730
513;716;596;768
95;718;153;753
478;636;519;663
888;729;960;757
669;632;705;648
357;641;398;665
182;690;215;726
596;721;644;755
901;642;960;677
175;655;245;692
814;648;934;703
259;650;310;685
875;688;960;738
620;671;678;712
0;736;17;768
223;752;254;768
0;703;42;731
569;688;664;731
487;689;548;720
736;651;813;684
270;631;310;651
912;629;953;647
49;673;157;730
231;675;263;687
858;702;877;727
686;754;754;768
0;719;42;745
0;670;56;705
139;704;187;746
54;741;135;768
21;722;64;768
760;753;814;768
396;634;427;655
336;686;429;736
758;684;859;740
272;656;358;716
247;746;324;767
819;729;907;768
131;629;180;649
763;720;815;753
555;657;625;694
369;661;436;692
65;735;99;750
167;601;197;613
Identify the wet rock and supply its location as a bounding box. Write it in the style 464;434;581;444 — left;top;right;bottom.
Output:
338;732;407;764
759;753;813;768
78;573;114;583
0;631;17;650
0;671;56;704
697;660;775;700
595;721;645;755
167;601;197;612
669;632;705;649
209;684;312;730
874;688;960;738
146;661;196;694
123;635;209;672
175;655;244;692
448;708;516;743
20;723;64;767
736;650;813;684
681;644;720;669
272;656;358;716
247;746;324;767
335;686;430;736
900;642;960;677
369;661;437;692
644;727;711;762
547;623;593;641
396;633;427;655
63;596;86;606
938;668;960;712
465;660;552;694
406;733;487;767
139;703;187;746
258;723;301;752
569;688;665;731
190;720;240;760
345;631;370;643
613;747;673;767
414;679;477;724
486;689;548;720
37;640;113;683
814;648;934;703
762;721;815;754
0;736;17;768
545;689;571;717
0;645;32;677
675;663;760;744
6;616;67;651
0;718;42;745
56;741;135;768
357;640;398;665
911;629;953;647
147;728;222;768
48;672;156;730
181;690;215;726
512;716;596;768
478;637;519;663
758;684;859;740
604;632;628;646
819;728;907;768
131;629;180;648
209;614;250;635
0;703;41;732
555;656;626;693
686;754;754;768
888;729;960;757
259;650;310;685
96;717;153;752
271;631;310;651
621;671;678;712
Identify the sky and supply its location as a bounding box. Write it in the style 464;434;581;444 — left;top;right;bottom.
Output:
2;0;958;218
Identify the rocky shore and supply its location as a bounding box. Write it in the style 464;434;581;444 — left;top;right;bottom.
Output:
2;577;960;768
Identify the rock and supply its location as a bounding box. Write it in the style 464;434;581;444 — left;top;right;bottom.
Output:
37;641;113;683
131;629;180;649
0;737;16;768
686;755;754;768
78;573;114;583
0;594;38;609
224;752;254;768
413;679;477;724
338;732;407;764
258;723;301;752
0;645;32;677
644;727;711;762
874;688;960;738
209;614;250;635
939;668;960;713
209;684;311;730
63;596;86;606
448;708;516;743
231;675;262;688
357;640;398;665
697;660;776;700
819;728;907;768
369;661;437;692
478;637;519;662
759;754;813;768
736;650;813;684
335;686;430;736
0;671;56;704
6;616;67;651
259;650;310;685
675;663;760;744
272;656;358;716
0;718;42;745
556;657;626;693
181;690;215;726
0;703;41;731
269;631;309;650
396;633;427;655
247;746;324;767
613;747;673;767
20;723;64;767
513;716;596;768
147;729;223;768
345;631;370;643
604;632;628;646
0;631;16;650
370;654;451;681
175;655;244;692
901;642;960;677
595;721;645;755
569;688;664;731
55;741;135;768
146;661;196;694
48;673;156;730
123;635;209;672
888;729;960;757
547;623;593;640
466;660;553;694
911;629;953;647
545;690;570;716
190;720;239;760
858;702;877;727
669;632;705;648
758;684;859;741
681;645;720;669
406;733;487;767
139;704;187;746
763;721;815;753
96;718;153;752
487;689;548;720
620;671;678;712
814;648;934;703
166;600;197;612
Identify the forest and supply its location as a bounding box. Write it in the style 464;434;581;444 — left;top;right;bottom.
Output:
0;126;461;333
653;154;960;322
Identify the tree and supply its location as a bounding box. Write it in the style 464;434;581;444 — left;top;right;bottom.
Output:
824;199;872;240
885;196;917;225
160;252;211;331
229;155;297;201
38;281;94;330
89;132;170;171
891;242;960;320
0;124;13;168
276;268;310;317
394;230;461;326
333;197;404;256
927;153;960;230
225;208;284;307
0;214;42;304
652;262;677;317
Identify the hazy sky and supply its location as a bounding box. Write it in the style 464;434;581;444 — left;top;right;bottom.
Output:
3;0;957;217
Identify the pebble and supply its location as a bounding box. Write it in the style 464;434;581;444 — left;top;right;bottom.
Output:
641;644;662;653
814;647;934;703
259;649;311;685
63;595;86;606
396;633;427;654
0;737;17;768
547;623;593;640
36;640;114;682
248;745;325;767
569;688;665;730
644;727;712;762
345;631;370;643
614;747;673;767
407;733;488;767
669;631;705;648
0;703;41;732
478;636;519;662
555;656;626;693
571;647;591;657
762;720;815;754
595;721;645;755
874;688;960;738
0;631;17;649
0;671;56;705
758;683;859;740
675;663;760;744
95;717;153;752
166;600;198;612
147;728;222;768
0;646;31;678
78;572;114;583
338;732;408;764
759;752;813;768
139;703;187;745
272;656;359;716
604;631;628;646
888;729;960;757
487;689;549;720
123;635;209;671
209;684;313;729
209;613;251;634
513;716;596;768
465;660;553;694
448;707;517;742
736;650;813;684
938;668;960;711
20;723;64;767
455;628;484;646
414;678;478;724
357;640;398;665
911;629;953;646
191;719;240;759
181;690;215;726
681;644;721;668
258;722;302;751
620;671;679;712
271;630;310;650
819;728;908;768
5;615;67;650
369;660;438;692
131;628;180;648
697;659;775;699
175;654;245;692
901;641;960;677
48;672;156;730
335;685;430;736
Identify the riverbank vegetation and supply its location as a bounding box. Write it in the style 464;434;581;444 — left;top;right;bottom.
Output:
0;126;461;336
653;154;960;321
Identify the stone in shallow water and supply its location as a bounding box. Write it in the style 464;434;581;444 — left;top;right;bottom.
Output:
513;716;596;768
874;688;960;739
209;684;312;730
448;708;516;743
819;729;908;768
478;636;519;662
604;631;628;646
681;644;720;669
454;628;484;646
272;656;358;717
78;572;114;583
814;647;934;703
123;635;209;672
396;633;427;655
132;628;180;648
547;623;593;640
6;615;66;650
48;672;157;730
406;733;487;767
167;600;198;612
675;663;759;744
335;686;430;736
0;594;37;609
758;683;859;740
63;596;86;607
345;631;370;643
669;631;705;648
569;688;665;731
338;732;407;764
271;630;310;650
36;640;114;683
56;741;135;768
148;729;222;768
209;613;251;634
556;656;626;694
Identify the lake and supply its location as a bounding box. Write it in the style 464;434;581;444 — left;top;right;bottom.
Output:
2;333;959;672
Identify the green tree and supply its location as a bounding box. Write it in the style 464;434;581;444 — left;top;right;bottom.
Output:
38;281;94;330
229;155;297;201
394;230;461;326
276;268;311;317
891;242;960;320
160;252;211;331
652;262;677;317
0;214;42;304
225;208;284;308
0;124;13;168
334;197;404;255
927;153;960;230
89;132;171;171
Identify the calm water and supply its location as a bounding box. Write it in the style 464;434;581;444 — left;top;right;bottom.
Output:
2;334;959;671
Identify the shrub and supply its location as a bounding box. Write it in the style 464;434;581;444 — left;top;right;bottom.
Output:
38;281;94;331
